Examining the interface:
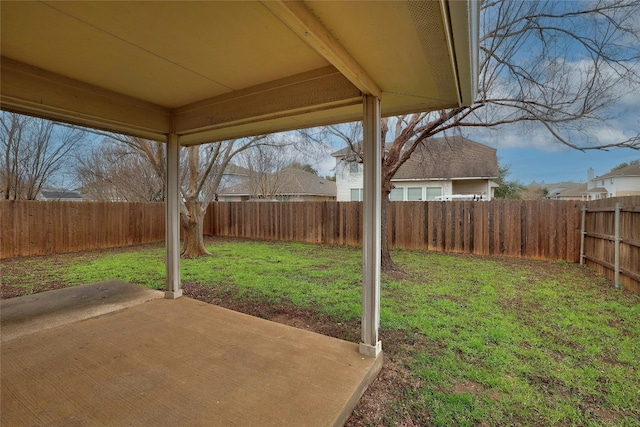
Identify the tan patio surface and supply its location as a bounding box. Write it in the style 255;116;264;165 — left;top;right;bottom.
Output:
1;281;382;427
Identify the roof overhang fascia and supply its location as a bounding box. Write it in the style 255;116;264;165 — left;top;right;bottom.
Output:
1;55;363;145
174;66;362;145
0;57;171;141
443;0;479;106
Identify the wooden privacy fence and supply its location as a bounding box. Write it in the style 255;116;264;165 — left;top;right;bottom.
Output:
0;201;165;259
206;200;582;262
581;196;640;294
4;198;638;295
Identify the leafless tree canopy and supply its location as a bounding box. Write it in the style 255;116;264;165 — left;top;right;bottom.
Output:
326;0;640;270
237;143;308;199
0;112;85;200
75;142;165;202
468;0;640;149
75;132;288;256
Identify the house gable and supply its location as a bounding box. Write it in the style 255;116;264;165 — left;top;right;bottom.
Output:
332;137;499;201
585;164;640;199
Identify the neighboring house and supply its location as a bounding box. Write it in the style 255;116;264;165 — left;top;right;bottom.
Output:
583;165;640;200
218;167;336;202
331;136;499;201
218;164;250;191
545;182;587;201
37;189;84;201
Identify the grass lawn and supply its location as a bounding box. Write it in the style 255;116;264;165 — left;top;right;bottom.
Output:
2;237;639;426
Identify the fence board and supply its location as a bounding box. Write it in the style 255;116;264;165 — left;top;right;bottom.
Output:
0;201;165;259
205;199;582;262
582;196;640;294
4;198;638;295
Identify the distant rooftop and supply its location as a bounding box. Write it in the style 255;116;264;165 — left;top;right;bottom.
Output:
220;168;336;197
332;136;499;179
594;163;640;180
39;189;84;200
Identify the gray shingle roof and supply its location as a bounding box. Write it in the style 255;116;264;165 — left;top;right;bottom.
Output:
594;163;640;180
40;190;84;200
553;183;587;197
332;136;499;179
219;168;336;197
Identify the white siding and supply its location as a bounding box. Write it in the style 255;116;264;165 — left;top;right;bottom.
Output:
336;159;364;201
609;176;640;196
334;157;496;201
391;180;452;201
587;174;640;198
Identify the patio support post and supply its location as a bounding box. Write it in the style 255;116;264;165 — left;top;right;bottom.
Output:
165;132;182;299
359;94;382;358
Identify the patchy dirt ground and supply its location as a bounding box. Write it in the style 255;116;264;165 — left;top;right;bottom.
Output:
2;238;634;426
182;281;426;426
1;243;427;426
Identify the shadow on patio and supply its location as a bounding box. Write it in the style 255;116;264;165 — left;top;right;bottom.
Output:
1;281;382;426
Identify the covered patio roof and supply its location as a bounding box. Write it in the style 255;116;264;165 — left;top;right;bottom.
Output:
1;1;477;145
1;0;478;361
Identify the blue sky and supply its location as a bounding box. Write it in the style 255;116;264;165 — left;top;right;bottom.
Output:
488;146;640;184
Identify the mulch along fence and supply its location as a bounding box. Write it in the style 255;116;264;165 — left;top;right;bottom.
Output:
2;198;638;294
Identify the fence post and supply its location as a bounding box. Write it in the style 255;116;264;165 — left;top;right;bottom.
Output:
580;205;586;265
614;203;620;289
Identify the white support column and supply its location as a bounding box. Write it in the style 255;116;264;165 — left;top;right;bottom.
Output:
359;95;382;358
165;132;182;299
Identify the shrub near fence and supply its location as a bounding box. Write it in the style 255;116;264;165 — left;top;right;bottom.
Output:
206;200;582;262
0;201;165;259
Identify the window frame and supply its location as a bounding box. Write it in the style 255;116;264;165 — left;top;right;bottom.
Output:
407;187;422;201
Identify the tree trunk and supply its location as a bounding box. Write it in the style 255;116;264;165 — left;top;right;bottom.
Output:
180;197;210;258
380;180;395;272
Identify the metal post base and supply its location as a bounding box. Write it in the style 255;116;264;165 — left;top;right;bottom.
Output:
359;341;382;358
164;289;183;299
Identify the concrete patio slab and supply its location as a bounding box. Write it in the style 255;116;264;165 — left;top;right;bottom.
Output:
1;281;382;426
1;280;164;342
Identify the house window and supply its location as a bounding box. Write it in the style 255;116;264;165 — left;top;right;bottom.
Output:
601;180;605;186
407;187;422;201
350;188;363;201
349;162;362;174
426;187;442;201
389;187;403;201
610;178;614;184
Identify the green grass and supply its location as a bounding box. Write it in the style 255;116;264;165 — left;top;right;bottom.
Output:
3;238;639;426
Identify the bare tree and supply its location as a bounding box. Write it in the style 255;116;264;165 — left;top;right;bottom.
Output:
238;143;302;199
77;133;269;257
76;143;164;202
329;0;640;270
0;112;85;199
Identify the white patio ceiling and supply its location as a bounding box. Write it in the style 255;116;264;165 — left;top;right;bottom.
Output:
0;0;478;145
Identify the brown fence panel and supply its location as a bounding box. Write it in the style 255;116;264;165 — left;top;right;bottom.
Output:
2;198;586;266
5;197;638;294
206;200;581;262
1;201;165;259
583;196;640;294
